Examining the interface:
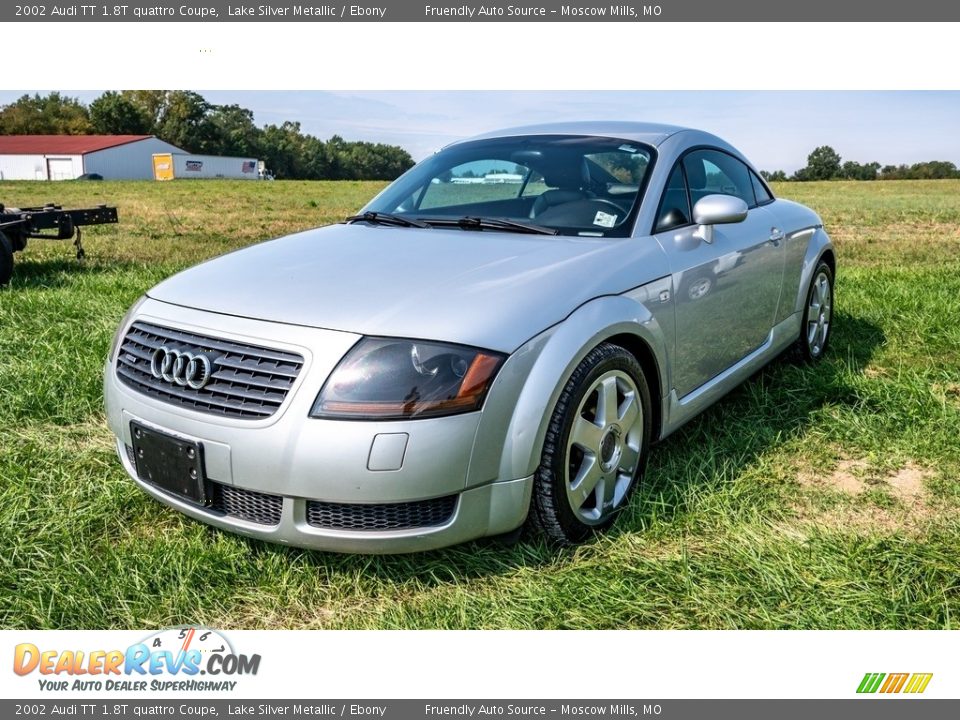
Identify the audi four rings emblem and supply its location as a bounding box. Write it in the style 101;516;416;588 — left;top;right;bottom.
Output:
150;346;217;390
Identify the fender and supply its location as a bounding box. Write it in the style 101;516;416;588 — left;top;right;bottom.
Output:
468;293;670;487
793;226;835;316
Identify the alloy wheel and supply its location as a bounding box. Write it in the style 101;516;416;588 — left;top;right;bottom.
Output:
807;270;832;355
564;370;644;525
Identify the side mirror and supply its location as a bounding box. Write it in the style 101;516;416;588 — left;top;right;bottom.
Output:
692;194;748;244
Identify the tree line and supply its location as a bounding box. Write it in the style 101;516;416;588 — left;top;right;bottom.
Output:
761;145;960;182
0;91;415;181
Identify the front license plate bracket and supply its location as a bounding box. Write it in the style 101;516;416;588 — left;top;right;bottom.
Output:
130;421;208;505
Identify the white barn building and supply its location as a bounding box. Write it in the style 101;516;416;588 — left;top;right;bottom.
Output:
0;135;184;181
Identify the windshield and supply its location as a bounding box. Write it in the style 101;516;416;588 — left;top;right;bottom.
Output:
362;134;654;238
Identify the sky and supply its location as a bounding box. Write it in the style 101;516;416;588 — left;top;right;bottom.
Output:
2;90;958;173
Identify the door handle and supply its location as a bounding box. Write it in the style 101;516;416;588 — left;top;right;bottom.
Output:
769;227;785;244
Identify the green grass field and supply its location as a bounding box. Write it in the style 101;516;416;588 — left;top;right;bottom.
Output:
1;179;959;629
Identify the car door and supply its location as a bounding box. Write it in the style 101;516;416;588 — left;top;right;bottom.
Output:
753;174;810;328
653;149;785;398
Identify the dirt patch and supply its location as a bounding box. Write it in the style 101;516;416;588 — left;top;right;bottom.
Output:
886;462;932;502
798;458;869;495
790;459;937;535
798;458;933;500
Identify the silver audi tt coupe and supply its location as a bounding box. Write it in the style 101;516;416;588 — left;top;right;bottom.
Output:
104;122;835;553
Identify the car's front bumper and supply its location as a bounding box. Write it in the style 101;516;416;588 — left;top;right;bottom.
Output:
115;436;531;553
103;298;533;553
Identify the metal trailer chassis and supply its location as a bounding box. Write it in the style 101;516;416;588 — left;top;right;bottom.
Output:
0;202;119;285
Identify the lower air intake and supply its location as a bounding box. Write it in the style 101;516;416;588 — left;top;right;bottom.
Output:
209;482;283;526
305;495;457;531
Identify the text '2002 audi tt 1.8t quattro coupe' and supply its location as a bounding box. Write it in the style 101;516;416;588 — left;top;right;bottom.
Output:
105;122;835;553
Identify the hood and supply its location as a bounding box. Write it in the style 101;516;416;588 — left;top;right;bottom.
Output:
147;223;654;352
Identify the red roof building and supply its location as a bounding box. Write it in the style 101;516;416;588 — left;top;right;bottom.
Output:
0;134;184;180
0;135;156;155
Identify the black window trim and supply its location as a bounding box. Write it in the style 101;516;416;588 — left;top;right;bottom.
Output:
749;168;776;207
618;144;659;238
650;145;776;235
653;161;692;235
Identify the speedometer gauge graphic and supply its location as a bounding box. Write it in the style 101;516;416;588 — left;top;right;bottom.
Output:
140;627;234;660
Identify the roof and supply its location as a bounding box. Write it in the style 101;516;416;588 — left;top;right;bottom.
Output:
0;135;158;155
453;121;691;148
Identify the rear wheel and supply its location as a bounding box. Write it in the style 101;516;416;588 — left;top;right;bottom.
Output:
529;343;652;545
793;260;834;362
0;232;13;287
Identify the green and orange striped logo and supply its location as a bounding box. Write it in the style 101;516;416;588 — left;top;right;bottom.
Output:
857;672;933;694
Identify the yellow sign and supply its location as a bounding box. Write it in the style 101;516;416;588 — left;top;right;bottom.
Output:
152;153;174;181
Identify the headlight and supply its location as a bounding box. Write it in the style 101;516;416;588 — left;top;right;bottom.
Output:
311;337;505;420
107;295;147;362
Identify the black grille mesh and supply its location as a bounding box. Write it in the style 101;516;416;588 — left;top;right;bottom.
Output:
306;495;457;531
209;482;283;526
115;321;303;419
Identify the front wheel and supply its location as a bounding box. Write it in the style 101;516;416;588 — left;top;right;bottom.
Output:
529;343;652;545
793;260;834;362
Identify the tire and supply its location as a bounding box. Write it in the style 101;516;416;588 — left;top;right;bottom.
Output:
0;232;13;287
792;260;834;362
529;343;652;545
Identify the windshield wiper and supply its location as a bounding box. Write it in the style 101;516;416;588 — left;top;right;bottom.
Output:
343;211;430;229
345;212;558;235
423;216;559;236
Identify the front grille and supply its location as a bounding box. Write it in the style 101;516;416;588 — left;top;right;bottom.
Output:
209;482;283;526
306;495;457;531
116;321;304;419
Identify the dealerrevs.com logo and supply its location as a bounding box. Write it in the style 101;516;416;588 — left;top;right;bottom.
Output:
13;628;260;692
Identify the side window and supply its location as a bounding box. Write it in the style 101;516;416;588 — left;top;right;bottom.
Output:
751;171;773;204
683;150;755;208
418;160;529;210
655;162;691;233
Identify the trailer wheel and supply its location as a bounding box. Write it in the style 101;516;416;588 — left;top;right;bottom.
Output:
0;232;13;287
